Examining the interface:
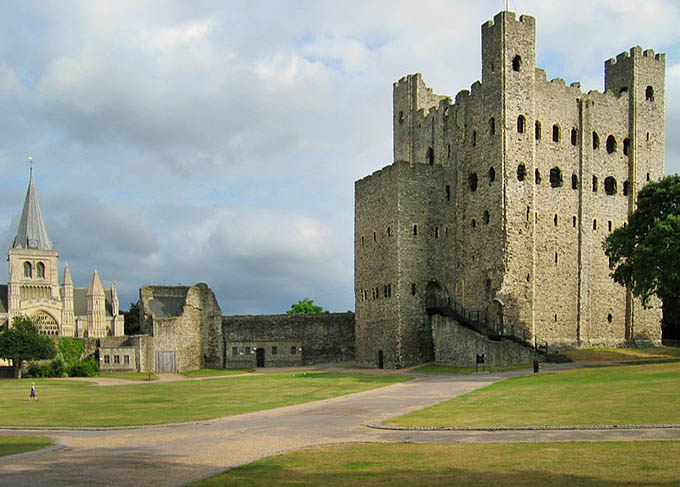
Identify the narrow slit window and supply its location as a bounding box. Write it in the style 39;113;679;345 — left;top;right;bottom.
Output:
535;168;541;185
592;176;598;193
426;147;434;165
572;216;577;228
552;124;560;142
572;174;578;190
517;164;527;181
445;185;451;201
512;55;521;71
517;115;526;133
469;173;478;192
484;210;490;224
623;138;630;156
413;224;418;236
646;85;654;102
571;128;578;146
593;131;600;150
535;120;541;140
489;117;495;136
488;167;495;183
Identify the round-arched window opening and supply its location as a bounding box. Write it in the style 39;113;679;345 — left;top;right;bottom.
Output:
552;124;561;142
468;173;478;192
23;261;32;278
623;138;630;156
571;174;578;190
607;313;613;323
517;115;526;134
604;176;617;196
571;128;578;146
488;167;496;183
37;262;45;279
593;131;600;150
512;55;521;72
606;135;617;154
549;167;563;188
646;86;654;102
517;164;527;181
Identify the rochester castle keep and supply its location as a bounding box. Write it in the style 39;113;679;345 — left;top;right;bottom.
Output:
354;10;665;368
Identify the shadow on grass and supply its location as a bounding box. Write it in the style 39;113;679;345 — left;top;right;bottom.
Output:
192;463;676;487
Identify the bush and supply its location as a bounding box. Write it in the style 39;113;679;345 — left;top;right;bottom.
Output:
68;357;99;377
50;358;65;377
26;362;41;378
58;338;84;367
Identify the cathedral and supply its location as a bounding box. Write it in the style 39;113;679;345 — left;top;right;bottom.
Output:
0;169;124;337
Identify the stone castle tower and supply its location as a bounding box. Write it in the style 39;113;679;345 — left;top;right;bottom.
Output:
2;168;124;337
354;11;664;368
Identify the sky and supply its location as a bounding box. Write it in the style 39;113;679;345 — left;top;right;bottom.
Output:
0;0;678;314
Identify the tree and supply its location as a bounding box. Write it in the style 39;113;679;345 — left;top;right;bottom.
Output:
0;316;57;378
124;302;141;335
286;298;325;314
604;175;680;310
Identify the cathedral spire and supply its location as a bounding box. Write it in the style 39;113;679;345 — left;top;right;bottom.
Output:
87;269;105;296
63;262;73;285
12;167;52;250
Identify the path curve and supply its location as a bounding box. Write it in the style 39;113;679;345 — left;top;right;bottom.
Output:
1;367;679;487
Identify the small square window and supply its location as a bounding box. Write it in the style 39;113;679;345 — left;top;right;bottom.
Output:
291;346;297;355
104;355;110;364
114;355;120;364
272;346;278;355
124;355;130;364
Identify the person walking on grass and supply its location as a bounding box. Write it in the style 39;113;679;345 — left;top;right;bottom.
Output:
29;382;37;401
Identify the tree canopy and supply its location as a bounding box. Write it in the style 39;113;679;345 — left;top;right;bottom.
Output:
286;298;325;314
0;316;57;378
124;301;141;335
604;175;680;307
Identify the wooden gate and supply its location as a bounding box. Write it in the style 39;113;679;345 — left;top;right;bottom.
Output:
156;351;176;373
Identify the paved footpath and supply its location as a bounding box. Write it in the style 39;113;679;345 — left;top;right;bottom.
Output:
1;369;679;487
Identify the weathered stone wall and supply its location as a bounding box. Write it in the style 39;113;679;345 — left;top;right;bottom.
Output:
224;340;303;368
99;346;137;372
223;312;354;366
432;315;535;367
354;10;664;368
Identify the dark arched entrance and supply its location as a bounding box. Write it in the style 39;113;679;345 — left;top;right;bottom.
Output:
256;348;265;367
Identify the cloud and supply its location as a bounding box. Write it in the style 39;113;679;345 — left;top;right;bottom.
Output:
0;0;676;313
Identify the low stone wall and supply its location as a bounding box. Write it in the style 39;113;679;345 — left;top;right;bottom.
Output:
225;340;303;368
432;315;536;367
222;312;355;366
662;338;680;347
99;346;137;372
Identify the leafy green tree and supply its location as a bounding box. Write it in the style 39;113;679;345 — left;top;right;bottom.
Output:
124;302;141;335
286;298;325;314
0;316;57;378
604;175;680;311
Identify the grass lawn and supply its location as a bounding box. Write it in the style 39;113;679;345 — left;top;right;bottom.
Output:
97;372;160;381
188;441;680;487
0;436;54;457
410;363;531;374
387;361;680;427
181;368;252;378
0;372;410;427
563;346;680;362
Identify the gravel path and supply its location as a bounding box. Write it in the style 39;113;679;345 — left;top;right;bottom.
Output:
1;364;678;487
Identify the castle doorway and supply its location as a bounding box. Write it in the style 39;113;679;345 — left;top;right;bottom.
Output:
378;350;384;369
256;348;265;367
156;351;176;373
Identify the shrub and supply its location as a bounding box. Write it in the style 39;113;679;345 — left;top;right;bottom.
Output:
26;362;41;378
58;338;84;367
50;358;65;377
69;357;99;377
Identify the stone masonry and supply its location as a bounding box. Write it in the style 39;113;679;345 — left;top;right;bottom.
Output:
355;10;664;368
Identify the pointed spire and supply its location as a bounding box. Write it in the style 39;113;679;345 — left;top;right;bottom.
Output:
62;262;73;285
12;167;52;250
87;269;105;296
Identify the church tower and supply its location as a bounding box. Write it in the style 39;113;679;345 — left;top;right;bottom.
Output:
87;269;106;337
7;168;62;334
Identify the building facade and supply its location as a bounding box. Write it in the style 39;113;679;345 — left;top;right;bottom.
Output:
0;169;124;337
355;11;664;368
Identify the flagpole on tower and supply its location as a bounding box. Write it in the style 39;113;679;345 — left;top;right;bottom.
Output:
27;156;33;175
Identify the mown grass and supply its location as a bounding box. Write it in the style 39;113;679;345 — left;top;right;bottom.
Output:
387;361;680;427
181;368;252;378
0;436;54;457
188;441;680;487
0;372;410;427
563;346;680;362
97;372;160;381
410;363;531;374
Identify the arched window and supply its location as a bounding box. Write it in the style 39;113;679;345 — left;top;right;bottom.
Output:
489;117;495;136
23;261;32;278
517;164;527;181
37;262;45;279
535;120;541;140
512;55;521;72
623;138;630;156
606;135;617;154
484;210;490;224
426;147;434;165
468;173;478;192
572;174;578;190
517;115;526;133
593;131;600;150
535;168;541;184
471;219;477;229
646;85;654;102
550;167;563;188
571;128;578;146
488;167;496;183
604;176;617;195
552;124;561;142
